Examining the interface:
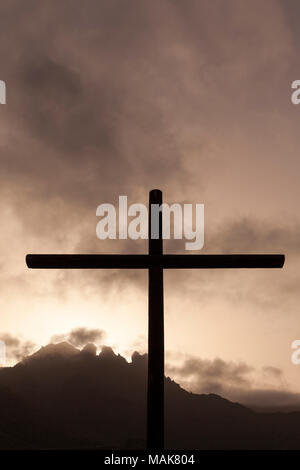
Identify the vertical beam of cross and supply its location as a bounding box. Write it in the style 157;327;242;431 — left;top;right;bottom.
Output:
148;189;164;449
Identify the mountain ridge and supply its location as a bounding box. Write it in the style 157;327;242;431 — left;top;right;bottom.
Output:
0;342;299;449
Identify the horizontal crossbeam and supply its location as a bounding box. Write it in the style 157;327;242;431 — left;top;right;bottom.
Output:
26;254;285;269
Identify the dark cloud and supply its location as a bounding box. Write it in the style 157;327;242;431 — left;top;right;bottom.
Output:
262;366;283;378
0;0;292;270
0;333;36;363
205;218;300;255
0;1;186;207
51;327;106;348
167;356;253;389
165;354;300;410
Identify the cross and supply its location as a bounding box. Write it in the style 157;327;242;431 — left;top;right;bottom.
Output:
26;189;285;450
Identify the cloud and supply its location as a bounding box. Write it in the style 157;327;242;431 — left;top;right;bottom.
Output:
0;0;293;262
51;327;106;348
166;354;300;410
205;218;300;255
1;0;291;243
167;356;253;389
0;333;36;363
262;365;283;378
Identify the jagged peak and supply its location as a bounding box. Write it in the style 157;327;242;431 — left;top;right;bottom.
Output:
26;342;80;361
98;346;116;357
131;351;147;364
80;343;97;356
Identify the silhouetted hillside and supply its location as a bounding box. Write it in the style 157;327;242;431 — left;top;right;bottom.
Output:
0;343;299;449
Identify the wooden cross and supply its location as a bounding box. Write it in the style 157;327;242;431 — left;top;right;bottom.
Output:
26;189;285;449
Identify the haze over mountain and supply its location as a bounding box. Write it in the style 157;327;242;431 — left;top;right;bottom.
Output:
0;342;300;450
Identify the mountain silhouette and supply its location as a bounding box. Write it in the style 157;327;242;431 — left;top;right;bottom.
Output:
0;342;299;449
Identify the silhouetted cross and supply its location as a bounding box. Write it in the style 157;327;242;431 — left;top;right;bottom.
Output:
26;189;285;450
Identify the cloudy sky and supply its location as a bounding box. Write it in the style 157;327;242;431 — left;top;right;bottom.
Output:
0;0;300;408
